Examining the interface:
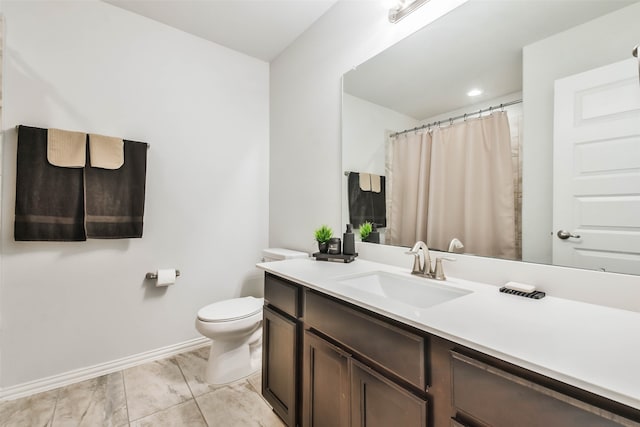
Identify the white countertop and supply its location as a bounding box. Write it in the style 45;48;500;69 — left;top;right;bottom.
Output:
257;258;640;411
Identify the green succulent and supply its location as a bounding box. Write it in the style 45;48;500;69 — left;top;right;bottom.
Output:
359;221;373;240
314;225;333;243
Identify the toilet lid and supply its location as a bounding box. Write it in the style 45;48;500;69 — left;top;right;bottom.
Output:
197;296;263;322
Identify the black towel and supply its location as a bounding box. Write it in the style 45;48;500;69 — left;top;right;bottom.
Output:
84;140;148;238
348;172;387;229
15;126;87;241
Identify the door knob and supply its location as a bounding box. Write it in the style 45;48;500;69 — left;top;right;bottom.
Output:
557;230;581;240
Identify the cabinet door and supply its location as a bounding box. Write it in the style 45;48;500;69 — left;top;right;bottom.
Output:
302;331;350;427
351;359;427;427
263;306;298;427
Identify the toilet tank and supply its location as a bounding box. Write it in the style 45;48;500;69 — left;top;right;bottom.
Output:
262;248;308;262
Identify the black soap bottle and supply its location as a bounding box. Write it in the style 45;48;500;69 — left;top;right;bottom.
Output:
343;224;356;255
369;223;380;244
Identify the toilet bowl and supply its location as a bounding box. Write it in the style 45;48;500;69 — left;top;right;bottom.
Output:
195;296;264;385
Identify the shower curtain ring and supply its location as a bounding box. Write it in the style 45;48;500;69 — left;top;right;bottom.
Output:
477;109;481;118
438;121;441;128
463;113;467;121
489;106;493;114
500;103;504;111
449;118;453;125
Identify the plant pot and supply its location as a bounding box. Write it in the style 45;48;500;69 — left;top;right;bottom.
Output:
318;242;329;253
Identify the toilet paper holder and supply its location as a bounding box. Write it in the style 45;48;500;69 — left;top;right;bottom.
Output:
146;270;181;280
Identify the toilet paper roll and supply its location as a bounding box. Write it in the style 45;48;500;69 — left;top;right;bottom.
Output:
156;269;177;287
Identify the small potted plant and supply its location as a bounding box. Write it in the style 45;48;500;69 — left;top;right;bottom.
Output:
359;221;373;242
314;225;333;253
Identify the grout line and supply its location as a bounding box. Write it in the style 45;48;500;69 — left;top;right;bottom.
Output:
49;387;62;426
192;394;209;427
121;370;131;424
174;354;196;401
174;354;209;427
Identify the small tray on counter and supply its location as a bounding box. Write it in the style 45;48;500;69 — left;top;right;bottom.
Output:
312;252;358;263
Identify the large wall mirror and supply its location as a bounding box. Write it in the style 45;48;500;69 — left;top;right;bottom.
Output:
342;0;640;275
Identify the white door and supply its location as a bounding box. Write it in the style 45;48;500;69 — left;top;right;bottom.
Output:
553;58;640;274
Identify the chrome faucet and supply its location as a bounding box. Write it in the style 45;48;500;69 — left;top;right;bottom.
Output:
406;241;456;280
406;241;433;277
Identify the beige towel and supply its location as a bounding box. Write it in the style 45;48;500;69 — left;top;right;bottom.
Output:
89;134;124;169
370;174;381;193
359;173;371;191
47;128;87;168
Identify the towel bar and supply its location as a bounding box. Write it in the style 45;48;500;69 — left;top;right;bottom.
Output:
146;270;181;280
14;125;150;149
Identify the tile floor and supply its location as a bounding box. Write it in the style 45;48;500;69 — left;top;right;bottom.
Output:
0;346;285;427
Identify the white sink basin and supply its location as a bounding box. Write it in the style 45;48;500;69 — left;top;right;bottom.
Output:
337;271;471;309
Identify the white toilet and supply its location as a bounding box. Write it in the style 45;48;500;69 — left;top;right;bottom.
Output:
195;296;264;385
195;248;307;385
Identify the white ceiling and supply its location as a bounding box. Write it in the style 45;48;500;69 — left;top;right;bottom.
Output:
343;0;637;120
104;0;338;62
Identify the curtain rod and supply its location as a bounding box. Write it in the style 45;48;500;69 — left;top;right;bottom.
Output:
390;99;523;138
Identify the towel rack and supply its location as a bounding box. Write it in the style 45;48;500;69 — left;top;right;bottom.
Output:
145;270;181;279
14;125;150;149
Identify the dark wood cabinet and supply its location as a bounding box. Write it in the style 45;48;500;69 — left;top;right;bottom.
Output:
305;290;427;391
351;359;428;427
262;305;298;427
302;290;429;427
262;272;640;427
302;330;350;427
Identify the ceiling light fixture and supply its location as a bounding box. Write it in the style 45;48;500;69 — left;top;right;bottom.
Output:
467;88;483;97
388;0;431;23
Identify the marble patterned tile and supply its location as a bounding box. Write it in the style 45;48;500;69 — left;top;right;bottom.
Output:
174;346;219;397
0;389;59;427
196;381;284;427
247;371;262;394
51;372;128;427
123;357;192;421
130;400;205;427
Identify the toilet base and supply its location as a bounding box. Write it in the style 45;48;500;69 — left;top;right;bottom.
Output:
205;327;262;385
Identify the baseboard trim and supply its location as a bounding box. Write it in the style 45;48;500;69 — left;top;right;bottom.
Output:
0;336;209;402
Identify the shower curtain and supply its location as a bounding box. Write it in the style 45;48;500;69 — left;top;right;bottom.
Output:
387;112;516;259
386;131;432;246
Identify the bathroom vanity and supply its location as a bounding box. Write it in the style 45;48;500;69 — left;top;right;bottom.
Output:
258;258;640;427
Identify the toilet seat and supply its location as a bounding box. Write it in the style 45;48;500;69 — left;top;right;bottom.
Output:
197;296;263;323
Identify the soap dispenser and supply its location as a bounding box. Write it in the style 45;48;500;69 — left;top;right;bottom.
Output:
369;223;380;244
343;224;356;255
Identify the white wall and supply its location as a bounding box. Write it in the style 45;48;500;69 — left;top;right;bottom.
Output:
521;2;640;264
0;1;269;388
342;93;419;178
269;0;467;254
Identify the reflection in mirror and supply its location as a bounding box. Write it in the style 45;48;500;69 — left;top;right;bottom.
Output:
342;0;640;275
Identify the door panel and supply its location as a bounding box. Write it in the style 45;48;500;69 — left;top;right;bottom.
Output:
553;58;640;273
350;359;427;427
302;331;350;427
263;306;297;427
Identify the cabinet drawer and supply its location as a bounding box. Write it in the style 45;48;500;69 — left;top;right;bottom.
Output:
265;273;301;318
451;351;639;427
304;290;427;390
